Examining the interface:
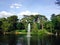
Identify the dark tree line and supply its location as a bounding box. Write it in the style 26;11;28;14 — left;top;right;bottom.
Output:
0;14;60;35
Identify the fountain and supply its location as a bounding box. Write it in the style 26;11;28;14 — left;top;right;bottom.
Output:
27;23;31;45
27;23;31;37
56;32;57;36
27;36;30;45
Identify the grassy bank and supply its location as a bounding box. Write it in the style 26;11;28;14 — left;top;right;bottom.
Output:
38;29;53;36
4;29;53;36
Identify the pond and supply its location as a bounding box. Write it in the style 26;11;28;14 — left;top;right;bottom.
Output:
0;34;60;45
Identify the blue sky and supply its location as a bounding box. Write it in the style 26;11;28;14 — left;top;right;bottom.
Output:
0;0;60;20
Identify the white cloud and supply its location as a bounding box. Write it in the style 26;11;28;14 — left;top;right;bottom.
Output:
17;10;39;19
10;3;22;8
0;11;15;18
19;11;31;15
18;10;39;16
0;10;39;19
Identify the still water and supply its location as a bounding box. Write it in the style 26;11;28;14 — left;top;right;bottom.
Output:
0;34;60;45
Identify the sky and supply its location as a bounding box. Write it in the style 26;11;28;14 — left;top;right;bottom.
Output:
0;0;60;20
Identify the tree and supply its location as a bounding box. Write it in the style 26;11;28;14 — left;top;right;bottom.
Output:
0;21;3;34
37;15;47;30
0;21;3;27
0;18;8;32
51;14;55;21
56;0;60;6
17;22;25;30
51;14;60;35
21;15;47;31
51;14;55;31
44;21;53;32
1;21;12;32
7;15;18;31
0;15;18;32
32;22;38;33
54;15;60;30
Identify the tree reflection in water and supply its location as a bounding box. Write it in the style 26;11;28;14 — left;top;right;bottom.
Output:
0;34;60;45
8;34;17;45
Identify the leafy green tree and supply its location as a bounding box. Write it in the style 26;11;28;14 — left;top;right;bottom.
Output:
0;15;18;32
17;22;25;30
32;22;38;33
51;14;60;35
0;21;3;34
7;15;18;30
7;15;18;23
22;15;47;30
37;15;47;30
44;21;53;32
0;18;7;32
0;18;7;22
54;15;60;30
0;21;3;27
1;21;12;32
20;17;28;30
51;14;55;30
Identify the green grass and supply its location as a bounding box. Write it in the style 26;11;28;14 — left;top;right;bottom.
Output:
4;29;53;35
38;29;53;36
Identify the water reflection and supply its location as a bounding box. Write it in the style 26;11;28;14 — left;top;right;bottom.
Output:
0;34;60;45
0;34;17;45
0;35;8;45
38;36;46;45
51;36;60;45
27;37;30;45
17;34;27;45
30;34;38;45
8;34;17;45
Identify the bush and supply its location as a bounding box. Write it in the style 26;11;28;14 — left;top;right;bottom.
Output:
38;29;48;36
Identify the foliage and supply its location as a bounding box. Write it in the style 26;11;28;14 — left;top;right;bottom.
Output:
0;15;18;32
51;14;60;35
7;15;18;31
51;14;60;30
0;14;60;35
32;22;38;33
1;21;9;32
0;21;3;26
21;15;47;31
0;21;3;34
17;22;25;30
38;29;50;36
44;21;53;32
